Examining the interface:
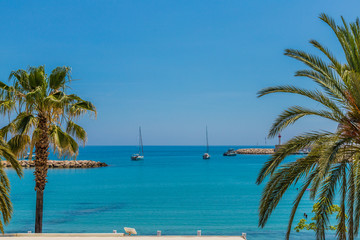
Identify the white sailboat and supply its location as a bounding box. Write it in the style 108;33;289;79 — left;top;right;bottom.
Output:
203;126;210;159
131;127;144;161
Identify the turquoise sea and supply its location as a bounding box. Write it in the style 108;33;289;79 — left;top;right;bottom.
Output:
5;146;334;239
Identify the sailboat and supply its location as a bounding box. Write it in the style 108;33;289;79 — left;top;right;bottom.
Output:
131;127;144;161
202;126;210;159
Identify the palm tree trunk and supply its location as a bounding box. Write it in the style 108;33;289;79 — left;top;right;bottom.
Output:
35;190;44;233
34;114;49;233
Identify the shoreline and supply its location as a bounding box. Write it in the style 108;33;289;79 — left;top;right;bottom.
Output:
2;160;108;169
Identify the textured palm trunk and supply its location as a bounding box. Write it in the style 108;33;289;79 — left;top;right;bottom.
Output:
34;114;49;233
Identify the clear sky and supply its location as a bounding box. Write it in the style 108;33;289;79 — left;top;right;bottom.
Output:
0;0;359;145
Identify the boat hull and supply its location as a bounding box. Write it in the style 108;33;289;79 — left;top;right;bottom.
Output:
203;153;210;159
223;153;236;156
131;155;144;161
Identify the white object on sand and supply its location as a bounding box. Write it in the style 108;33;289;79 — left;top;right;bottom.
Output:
124;227;137;235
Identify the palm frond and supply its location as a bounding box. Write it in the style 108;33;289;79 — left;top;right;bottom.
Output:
256;131;332;184
0;139;22;177
257;85;345;118
28;66;46;90
268;106;340;138
49;66;70;90
348;162;355;240
0;168;12;233
336;165;347;239
285;168;319;239
7;134;30;157
315;163;345;240
259;156;317;227
310;40;343;75
68;101;97;118
66;121;87;145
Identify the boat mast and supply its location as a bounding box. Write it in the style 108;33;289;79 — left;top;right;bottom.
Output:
139;126;144;155
206;126;209;153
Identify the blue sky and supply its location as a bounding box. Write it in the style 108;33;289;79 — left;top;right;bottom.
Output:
0;0;359;145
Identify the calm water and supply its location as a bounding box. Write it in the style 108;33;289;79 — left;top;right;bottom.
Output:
4;146;334;239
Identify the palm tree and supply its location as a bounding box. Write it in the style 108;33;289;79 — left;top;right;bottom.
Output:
257;14;360;240
0;66;96;233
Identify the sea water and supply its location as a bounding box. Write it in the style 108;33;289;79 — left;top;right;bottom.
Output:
4;146;335;239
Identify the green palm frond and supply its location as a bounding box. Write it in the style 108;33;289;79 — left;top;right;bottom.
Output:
256;131;332;184
9;70;30;91
50;124;79;158
7;134;30;157
68;101;97;118
284;49;336;79
309;137;352;199
0;122;15;139
0;100;15;116
257;14;360;240
309;40;342;74
336;166;347;240
257;85;344;116
49;66;70;90
269;106;340;137
294;69;346;103
14;113;36;135
285;168;320;240
0;168;12;233
315;163;345;240
0;139;22;177
28;66;46;90
353;155;360;235
259;156;317;228
348;163;355;240
66;121;87;145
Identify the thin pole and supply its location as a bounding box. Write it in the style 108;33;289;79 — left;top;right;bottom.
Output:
139;127;144;155
206;126;209;153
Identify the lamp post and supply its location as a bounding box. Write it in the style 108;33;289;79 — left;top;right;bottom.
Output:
278;133;282;145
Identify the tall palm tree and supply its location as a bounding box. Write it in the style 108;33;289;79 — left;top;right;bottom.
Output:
0;66;96;233
257;14;360;240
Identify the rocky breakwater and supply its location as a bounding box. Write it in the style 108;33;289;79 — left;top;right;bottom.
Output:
235;148;275;155
1;160;108;168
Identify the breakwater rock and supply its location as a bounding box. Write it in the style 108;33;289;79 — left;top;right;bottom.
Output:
235;148;275;155
2;160;108;168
